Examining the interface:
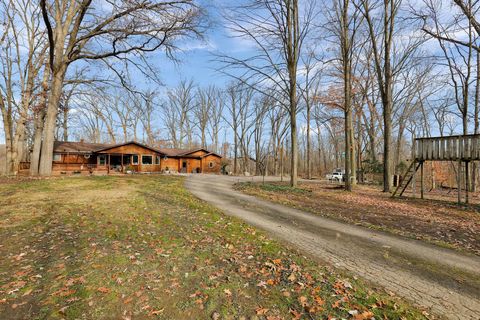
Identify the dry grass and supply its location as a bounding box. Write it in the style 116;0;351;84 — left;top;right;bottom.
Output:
0;176;428;319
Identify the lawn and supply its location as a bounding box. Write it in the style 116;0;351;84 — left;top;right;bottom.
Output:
235;181;480;256
0;176;428;319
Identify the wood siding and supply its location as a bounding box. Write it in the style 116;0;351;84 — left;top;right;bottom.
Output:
201;155;222;174
161;158;180;172
52;154;97;173
47;142;222;174
97;144;158;156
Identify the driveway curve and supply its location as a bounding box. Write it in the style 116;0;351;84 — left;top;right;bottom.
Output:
186;175;480;320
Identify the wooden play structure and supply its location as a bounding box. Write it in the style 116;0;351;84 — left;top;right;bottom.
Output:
393;134;480;203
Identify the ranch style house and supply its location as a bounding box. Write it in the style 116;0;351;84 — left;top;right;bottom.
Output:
48;140;222;175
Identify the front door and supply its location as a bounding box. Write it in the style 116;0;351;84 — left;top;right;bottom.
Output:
182;160;187;173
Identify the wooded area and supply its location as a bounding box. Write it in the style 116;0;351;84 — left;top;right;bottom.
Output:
1;0;480;193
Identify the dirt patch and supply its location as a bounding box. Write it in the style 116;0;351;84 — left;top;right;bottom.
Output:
236;181;480;255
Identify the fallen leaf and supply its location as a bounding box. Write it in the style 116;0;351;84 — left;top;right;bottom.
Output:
22;289;33;296
255;307;269;315
289;308;302;320
97;287;110;293
299;296;308;307
314;296;324;305
149;308;164;315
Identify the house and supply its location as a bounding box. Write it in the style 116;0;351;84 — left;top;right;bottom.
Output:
49;140;222;175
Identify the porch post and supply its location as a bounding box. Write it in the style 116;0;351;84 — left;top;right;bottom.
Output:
121;153;124;173
108;154;110;174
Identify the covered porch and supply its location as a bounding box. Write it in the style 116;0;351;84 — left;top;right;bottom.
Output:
97;153;135;173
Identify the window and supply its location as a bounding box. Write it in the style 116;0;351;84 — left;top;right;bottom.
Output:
155;155;160;165
208;161;215;169
142;155;153;165
98;155;106;166
53;153;62;162
132;155;139;165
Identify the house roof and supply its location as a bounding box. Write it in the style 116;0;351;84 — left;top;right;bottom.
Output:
53;141;111;153
53;141;222;158
156;148;193;157
95;141;166;155
157;147;222;158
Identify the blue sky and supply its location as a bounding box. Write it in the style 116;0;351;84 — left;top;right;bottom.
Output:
147;0;253;89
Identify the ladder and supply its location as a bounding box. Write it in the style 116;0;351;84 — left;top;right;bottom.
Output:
392;161;421;197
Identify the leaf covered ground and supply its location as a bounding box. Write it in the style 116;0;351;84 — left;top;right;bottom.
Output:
235;181;480;256
0;176;429;319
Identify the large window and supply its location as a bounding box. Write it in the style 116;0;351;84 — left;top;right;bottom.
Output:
53;153;62;162
132;155;139;165
142;155;153;165
155;155;161;165
98;155;106;166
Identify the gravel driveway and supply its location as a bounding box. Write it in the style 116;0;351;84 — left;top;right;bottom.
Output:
186;175;480;320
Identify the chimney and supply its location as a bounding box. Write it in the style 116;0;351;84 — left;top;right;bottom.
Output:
80;138;84;143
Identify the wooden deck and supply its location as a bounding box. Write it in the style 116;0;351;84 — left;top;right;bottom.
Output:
415;134;480;161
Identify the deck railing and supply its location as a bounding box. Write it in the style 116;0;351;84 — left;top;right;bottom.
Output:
415;134;480;161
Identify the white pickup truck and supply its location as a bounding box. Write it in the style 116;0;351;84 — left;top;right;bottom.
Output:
326;171;344;182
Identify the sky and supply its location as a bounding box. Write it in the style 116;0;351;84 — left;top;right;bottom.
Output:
143;0;255;89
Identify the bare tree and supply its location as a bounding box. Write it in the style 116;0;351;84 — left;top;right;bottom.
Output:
253;96;270;175
326;0;363;190
219;0;317;186
207;87;225;153
164;80;196;148
36;0;203;175
357;0;423;192
299;50;322;180
0;0;46;175
138;91;158;146
419;0;478;135
195;86;213;148
225;82;255;174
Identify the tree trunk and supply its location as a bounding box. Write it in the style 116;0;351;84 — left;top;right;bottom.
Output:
0;98;14;175
38;69;66;176
30;111;45;176
382;1;393;192
290;91;298;187
11;110;29;175
63;105;68;141
473;50;480;191
306;99;311;179
233;134;238;175
31;65;50;175
383;92;393;192
395;124;405;174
